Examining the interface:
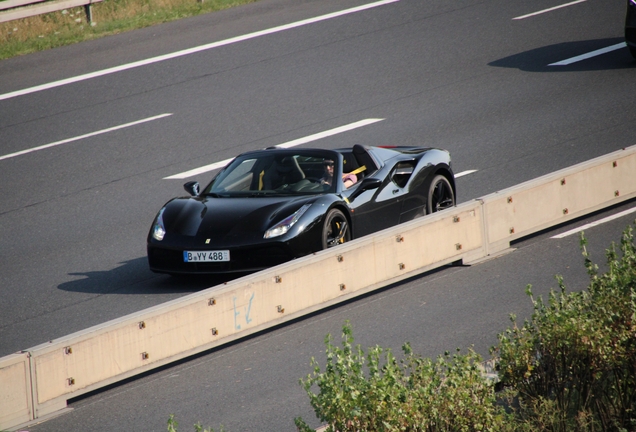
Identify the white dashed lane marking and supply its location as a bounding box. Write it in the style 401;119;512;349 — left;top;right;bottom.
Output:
164;119;385;180
549;42;626;66
551;207;636;239
513;0;586;20
0;113;173;161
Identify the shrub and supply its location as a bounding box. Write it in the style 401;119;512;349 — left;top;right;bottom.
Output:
167;414;223;432
495;224;636;431
295;323;511;432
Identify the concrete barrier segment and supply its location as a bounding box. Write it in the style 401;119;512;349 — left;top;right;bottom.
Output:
0;352;33;430
481;145;636;255
23;203;482;414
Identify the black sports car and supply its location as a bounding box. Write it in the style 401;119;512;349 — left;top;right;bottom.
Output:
627;0;636;59
147;144;455;275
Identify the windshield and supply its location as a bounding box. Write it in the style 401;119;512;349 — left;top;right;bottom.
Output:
202;150;340;197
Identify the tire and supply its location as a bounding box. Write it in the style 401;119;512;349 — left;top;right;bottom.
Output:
321;209;350;249
426;175;455;214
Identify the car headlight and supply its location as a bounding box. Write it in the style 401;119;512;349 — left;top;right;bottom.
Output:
264;204;311;239
152;208;166;241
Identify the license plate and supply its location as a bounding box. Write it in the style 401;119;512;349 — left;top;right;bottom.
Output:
183;250;230;262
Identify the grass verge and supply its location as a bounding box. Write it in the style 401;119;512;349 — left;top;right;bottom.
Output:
0;0;257;60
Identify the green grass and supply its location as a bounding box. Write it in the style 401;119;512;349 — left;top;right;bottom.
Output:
0;0;258;60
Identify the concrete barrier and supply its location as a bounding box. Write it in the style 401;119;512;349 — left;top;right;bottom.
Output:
0;352;33;428
26;201;484;420
1;145;635;430
481;146;636;255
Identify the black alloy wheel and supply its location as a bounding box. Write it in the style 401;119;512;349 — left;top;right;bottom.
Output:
426;175;455;214
321;209;350;249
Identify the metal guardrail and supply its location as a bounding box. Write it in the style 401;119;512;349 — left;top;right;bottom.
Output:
0;0;102;23
1;144;635;431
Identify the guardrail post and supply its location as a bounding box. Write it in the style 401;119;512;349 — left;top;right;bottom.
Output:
85;3;93;22
0;0;103;24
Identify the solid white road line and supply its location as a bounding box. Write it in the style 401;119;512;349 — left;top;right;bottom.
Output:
549;42;626;66
0;0;400;102
454;170;477;179
163;118;385;180
551;207;636;239
513;0;586;20
0;113;173;162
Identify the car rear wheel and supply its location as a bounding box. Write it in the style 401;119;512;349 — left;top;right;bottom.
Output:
322;209;350;249
426;175;455;214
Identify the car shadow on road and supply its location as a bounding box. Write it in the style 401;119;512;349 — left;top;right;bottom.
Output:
489;37;633;72
58;256;246;295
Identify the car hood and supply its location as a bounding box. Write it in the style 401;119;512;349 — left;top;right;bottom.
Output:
161;195;316;243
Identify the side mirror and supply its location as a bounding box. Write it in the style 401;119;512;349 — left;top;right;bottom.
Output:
349;177;381;200
359;177;382;191
184;181;200;196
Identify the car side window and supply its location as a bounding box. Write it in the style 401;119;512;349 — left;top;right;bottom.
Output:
390;162;415;188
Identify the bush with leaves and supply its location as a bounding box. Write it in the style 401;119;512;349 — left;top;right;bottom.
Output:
167;414;224;432
294;323;511;432
495;224;636;431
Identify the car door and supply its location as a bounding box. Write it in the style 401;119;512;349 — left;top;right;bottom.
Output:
343;163;410;238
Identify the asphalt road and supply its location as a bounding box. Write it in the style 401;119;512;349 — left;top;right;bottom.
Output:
1;0;635;430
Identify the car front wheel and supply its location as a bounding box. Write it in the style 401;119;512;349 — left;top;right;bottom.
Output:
322;209;350;249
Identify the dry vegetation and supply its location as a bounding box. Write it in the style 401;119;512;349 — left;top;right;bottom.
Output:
0;0;257;59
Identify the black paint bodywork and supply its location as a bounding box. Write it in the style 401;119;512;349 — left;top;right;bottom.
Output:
147;145;454;274
626;0;636;58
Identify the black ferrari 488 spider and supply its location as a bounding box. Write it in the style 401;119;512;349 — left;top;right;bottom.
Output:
147;144;455;275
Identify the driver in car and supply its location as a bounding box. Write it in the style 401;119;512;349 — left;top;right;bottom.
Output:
321;159;357;188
